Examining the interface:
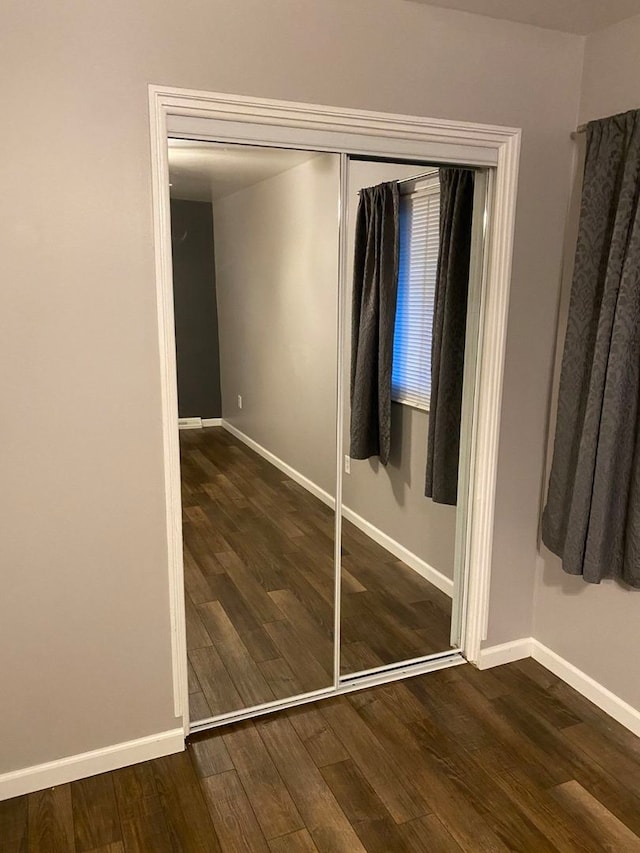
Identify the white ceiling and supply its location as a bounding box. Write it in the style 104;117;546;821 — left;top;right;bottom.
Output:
168;141;315;202
406;0;640;34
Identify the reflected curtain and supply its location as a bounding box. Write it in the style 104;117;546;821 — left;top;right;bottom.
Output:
350;181;400;465
425;168;475;505
542;109;640;588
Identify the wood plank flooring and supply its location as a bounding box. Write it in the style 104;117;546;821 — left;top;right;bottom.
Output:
6;659;640;851
180;427;453;722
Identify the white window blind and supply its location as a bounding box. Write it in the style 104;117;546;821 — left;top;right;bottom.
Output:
392;179;440;411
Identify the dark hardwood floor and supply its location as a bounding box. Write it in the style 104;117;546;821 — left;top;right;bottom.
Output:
180;427;453;722
5;658;640;851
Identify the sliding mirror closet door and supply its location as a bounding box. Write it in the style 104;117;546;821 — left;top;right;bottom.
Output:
340;157;487;677
168;141;340;724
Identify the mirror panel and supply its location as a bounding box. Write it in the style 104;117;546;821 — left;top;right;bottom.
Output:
340;158;484;677
169;141;340;722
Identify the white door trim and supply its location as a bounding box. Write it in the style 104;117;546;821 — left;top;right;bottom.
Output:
148;85;521;726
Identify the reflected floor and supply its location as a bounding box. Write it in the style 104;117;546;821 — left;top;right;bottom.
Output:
340;518;453;675
181;427;452;724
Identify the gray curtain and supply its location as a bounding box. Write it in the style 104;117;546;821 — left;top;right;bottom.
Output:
350;182;400;465
425;168;475;505
542;109;640;588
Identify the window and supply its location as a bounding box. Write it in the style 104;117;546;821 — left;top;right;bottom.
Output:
391;176;440;411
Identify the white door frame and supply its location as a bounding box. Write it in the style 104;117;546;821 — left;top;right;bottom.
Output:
148;85;521;730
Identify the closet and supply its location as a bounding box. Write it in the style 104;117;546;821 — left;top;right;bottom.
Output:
149;88;519;732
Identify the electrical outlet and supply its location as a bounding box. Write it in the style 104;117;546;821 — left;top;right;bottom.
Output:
344;454;351;474
237;395;243;409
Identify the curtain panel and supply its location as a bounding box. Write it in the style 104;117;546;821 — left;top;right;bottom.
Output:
542;109;640;588
425;168;475;505
349;181;400;465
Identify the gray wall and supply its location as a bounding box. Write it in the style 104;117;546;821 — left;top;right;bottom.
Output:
533;12;640;711
170;199;222;419
214;154;340;495
0;0;584;777
343;161;457;580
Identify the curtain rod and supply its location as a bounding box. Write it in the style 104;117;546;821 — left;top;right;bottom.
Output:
397;168;439;185
571;123;587;140
357;169;439;195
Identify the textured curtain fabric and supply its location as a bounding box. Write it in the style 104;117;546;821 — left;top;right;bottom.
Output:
542;109;640;588
350;182;400;465
425;168;475;505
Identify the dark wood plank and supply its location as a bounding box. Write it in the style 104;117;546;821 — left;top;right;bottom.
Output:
187;659;202;695
0;795;28;853
563;721;640;791
318;758;413;852
319;697;430;825
255;714;366;852
319;759;392;825
188;733;234;779
409;675;565;788
196;600;275;707
268;590;333;674
496;691;640;837
183;545;218;605
189;691;213;721
27;786;75;853
464;746;607;853
222;722;304;840
116;794;173;853
400;815;463;852
286;706;349;768
201;770;269;852
185;593;213;652
152;750;222;852
552;779;640;851
216;550;285;624
111;762;157;805
70;774;120;852
268;829;319;852
264;620;332;694
189;644;244;717
259;657;304;700
344;692;510;851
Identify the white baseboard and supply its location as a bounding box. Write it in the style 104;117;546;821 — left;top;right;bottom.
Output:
221;420;335;509
0;728;184;801
477;637;640;738
221;420;452;597
477;638;532;669
531;640;640;738
341;506;454;598
178;417;202;429
178;417;222;429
